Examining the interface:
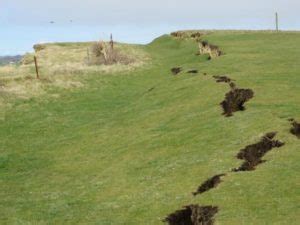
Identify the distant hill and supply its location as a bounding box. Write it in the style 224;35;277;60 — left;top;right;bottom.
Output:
0;55;22;65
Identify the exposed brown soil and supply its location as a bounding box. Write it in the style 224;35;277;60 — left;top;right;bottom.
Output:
187;70;198;74
171;67;182;75
213;75;234;83
170;31;203;40
164;205;218;225
198;41;222;59
190;32;203;39
193;174;226;196
191;32;203;38
171;31;185;38
290;119;300;138
233;132;285;172
220;84;254;117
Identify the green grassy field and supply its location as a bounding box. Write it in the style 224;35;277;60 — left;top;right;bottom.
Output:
0;31;300;224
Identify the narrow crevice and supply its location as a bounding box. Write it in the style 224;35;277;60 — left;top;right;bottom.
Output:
193;174;226;196
187;69;198;74
164;205;218;225
171;67;182;75
233;132;285;172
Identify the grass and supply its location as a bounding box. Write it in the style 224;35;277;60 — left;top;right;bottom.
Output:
0;31;300;224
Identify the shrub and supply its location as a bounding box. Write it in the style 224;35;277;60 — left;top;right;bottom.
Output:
89;41;133;65
33;44;46;52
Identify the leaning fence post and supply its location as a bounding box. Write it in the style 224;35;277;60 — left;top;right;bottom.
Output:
34;56;40;79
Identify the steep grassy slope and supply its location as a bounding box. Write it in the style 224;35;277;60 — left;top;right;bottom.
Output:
0;31;300;224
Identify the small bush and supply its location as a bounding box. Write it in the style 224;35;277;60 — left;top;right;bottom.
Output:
33;44;46;52
89;41;133;65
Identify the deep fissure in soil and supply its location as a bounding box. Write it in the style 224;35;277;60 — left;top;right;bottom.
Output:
164;205;218;225
233;132;285;172
220;82;254;117
290;119;300;138
193;174;226;196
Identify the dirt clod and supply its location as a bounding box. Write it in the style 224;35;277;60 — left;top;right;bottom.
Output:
233;132;285;172
164;205;218;225
171;67;182;75
220;85;254;117
290;119;300;138
193;174;226;196
213;75;233;83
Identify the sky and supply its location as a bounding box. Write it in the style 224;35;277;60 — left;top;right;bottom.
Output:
0;0;299;55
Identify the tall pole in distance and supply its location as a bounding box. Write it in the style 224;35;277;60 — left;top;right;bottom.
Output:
275;12;279;32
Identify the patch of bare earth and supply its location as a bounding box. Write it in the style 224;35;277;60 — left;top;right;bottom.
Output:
164;205;218;225
233;132;285;172
193;174;226;196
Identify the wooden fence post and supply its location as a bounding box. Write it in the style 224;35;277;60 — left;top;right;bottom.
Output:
34;56;40;79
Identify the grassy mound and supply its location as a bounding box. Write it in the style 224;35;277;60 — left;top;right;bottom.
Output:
0;41;149;102
0;31;299;224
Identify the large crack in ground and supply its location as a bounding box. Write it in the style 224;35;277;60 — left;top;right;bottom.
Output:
233;132;285;172
164;205;218;225
289;119;300;138
220;82;254;117
213;75;234;83
193;174;226;196
164;32;288;225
